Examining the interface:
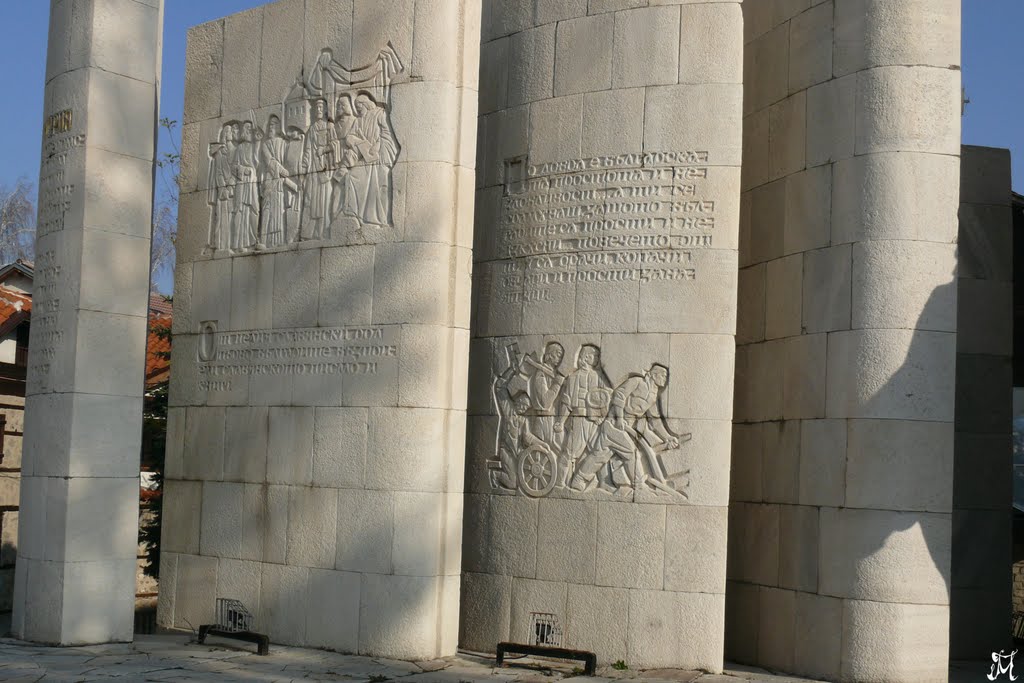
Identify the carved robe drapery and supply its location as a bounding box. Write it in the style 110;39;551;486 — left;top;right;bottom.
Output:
300;120;338;240
258;136;290;248
346;106;399;226
283;133;304;243
333;112;359;218
207;141;234;251
231;140;259;250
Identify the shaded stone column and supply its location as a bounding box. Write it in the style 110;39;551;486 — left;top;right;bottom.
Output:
13;0;164;644
728;1;961;681
950;145;1014;658
462;0;743;670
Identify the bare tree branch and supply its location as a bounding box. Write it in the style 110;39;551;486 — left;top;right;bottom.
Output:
0;121;179;286
150;119;180;288
0;178;36;264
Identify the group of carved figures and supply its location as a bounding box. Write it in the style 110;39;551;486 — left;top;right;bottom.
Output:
206;91;399;253
489;342;690;499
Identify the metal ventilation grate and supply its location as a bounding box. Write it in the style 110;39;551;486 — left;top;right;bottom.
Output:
528;612;562;648
214;598;254;633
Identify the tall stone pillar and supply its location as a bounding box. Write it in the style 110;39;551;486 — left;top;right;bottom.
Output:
462;0;743;670
13;0;164;644
159;0;479;660
728;1;962;681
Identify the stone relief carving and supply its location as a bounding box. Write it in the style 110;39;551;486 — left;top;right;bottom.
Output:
205;44;404;255
488;342;691;500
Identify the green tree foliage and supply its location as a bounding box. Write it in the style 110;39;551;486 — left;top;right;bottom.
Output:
139;314;171;580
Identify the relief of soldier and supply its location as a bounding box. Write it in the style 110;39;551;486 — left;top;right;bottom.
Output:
488;341;691;499
204;45;404;255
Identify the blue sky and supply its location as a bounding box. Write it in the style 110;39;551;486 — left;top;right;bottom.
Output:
0;2;1019;280
2;2;1020;190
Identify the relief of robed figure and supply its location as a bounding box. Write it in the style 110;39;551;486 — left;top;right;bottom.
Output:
203;43;406;250
283;127;305;243
332;94;360;219
257;114;297;249
230;120;260;252
205;122;237;253
300;98;338;241
332;91;400;227
309;45;403;231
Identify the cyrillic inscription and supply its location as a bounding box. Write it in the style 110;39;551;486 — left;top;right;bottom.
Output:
27;248;74;392
28;107;87;393
43;109;73;138
38;108;85;238
195;324;399;392
495;153;718;302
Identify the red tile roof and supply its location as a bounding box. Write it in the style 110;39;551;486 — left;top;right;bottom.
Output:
0;285;31;332
149;292;173;316
146;292;172;387
0;279;172;386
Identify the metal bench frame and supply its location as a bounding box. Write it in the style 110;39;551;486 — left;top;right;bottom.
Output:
496;641;597;676
197;624;270;656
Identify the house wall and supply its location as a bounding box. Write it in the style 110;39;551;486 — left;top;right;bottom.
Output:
0;335;18;365
1;273;33;296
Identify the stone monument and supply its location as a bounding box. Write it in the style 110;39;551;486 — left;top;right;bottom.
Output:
461;0;742;670
15;0;1001;678
158;0;479;660
12;0;164;644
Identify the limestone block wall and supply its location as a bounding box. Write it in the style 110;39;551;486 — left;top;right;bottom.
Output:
728;1;961;681
462;0;742;670
159;0;479;660
950;146;1013;658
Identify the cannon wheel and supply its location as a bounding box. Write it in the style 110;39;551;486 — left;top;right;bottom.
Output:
517;446;558;498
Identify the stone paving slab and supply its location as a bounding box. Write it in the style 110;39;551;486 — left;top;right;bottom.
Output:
0;633;988;682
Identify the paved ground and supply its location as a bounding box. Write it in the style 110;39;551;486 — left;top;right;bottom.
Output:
0;632;996;682
0;631;827;683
